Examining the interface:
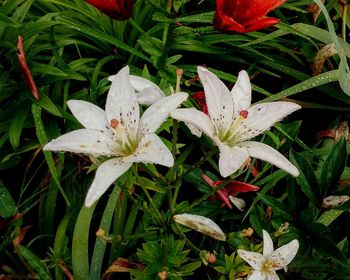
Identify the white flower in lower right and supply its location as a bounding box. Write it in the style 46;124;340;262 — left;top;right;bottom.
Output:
237;230;299;280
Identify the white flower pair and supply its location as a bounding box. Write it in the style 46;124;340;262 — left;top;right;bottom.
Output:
44;65;300;207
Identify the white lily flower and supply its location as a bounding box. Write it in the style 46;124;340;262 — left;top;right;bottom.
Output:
129;75;165;105
44;66;188;207
237;230;299;280
171;66;301;178
173;213;226;241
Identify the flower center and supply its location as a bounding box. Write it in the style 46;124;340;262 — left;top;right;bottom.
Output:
110;119;139;156
262;259;274;272
219;110;249;145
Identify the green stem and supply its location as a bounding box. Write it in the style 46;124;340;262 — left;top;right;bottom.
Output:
173;224;200;254
168;120;179;213
172;148;216;209
342;2;348;41
134;165;165;224
128;18;145;33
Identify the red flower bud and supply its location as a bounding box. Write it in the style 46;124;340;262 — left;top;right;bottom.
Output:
85;0;133;20
17;36;40;101
213;0;285;33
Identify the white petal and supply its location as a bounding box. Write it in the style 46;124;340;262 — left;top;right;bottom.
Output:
231;70;251;115
43;129;116;156
67;100;112;136
248;270;267;280
237;249;264;270
173;213;226;241
129;75;164;95
136;88;164;106
138;92;188;137
266;271;280;280
197;66;234;133
85;158;132;207
170;108;216;140
236;102;301;141
107;66;140;139
229;196;245;211
126;134;173;167
218;143;250;177
263;229;274;256
185;123;203;137
241;141;299;177
270;239;299;270
130;75;164;105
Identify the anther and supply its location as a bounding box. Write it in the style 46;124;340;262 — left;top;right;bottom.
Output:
110;119;119;129
239;110;249;119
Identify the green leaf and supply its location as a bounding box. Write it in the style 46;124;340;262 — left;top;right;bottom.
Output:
89;185;121;280
289;150;319;202
260;70;339;102
257;193;293;221
31;104;69;205
320;138;347;194
136;176;166;193
17;246;53;280
9;102;30;150
0;180;17;219
56;15;150;62
307;222;348;266
138;35;164;57
317;209;343;226
72;203;97;280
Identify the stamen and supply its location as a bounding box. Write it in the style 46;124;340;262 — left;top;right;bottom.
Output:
176;68;183;93
239;110;249;119
110;119;119;129
222;111;249;144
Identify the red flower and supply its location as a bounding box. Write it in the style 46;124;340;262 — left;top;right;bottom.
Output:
191;91;208;114
203;174;259;210
213;0;285;33
85;0;133;20
17;36;40;101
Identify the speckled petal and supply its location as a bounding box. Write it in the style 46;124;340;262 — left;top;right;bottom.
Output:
126;134;173;167
138;92;188;137
107;66;140;139
198;66;234;133
270;239;299;270
236;101;301;142
43;129;116;156
67;100;112;136
248;270;267;280
237;249;264;270
231;70;251;115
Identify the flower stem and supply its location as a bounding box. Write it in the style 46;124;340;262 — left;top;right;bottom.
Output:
134;165;165;224
341;1;348;41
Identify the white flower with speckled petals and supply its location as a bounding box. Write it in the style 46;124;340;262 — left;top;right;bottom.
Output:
44;66;187;207
171;66;301;178
238;230;299;280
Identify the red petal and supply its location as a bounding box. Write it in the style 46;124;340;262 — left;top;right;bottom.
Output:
238;0;285;23
244;17;280;32
213;13;245;33
226;181;260;193
217;189;233;209
85;0;133;20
